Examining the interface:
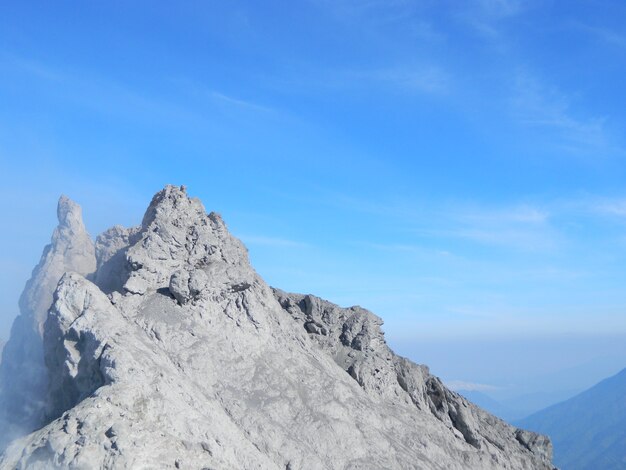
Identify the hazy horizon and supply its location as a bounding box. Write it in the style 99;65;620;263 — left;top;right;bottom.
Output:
2;188;625;409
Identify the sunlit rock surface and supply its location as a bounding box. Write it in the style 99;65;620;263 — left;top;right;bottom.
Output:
0;186;555;469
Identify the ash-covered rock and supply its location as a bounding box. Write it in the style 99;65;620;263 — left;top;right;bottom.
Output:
0;196;96;449
169;268;209;305
273;290;552;459
0;185;556;469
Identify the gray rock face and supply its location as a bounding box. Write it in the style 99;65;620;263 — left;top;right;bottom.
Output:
0;196;96;449
273;290;553;461
91;224;139;295
0;186;555;469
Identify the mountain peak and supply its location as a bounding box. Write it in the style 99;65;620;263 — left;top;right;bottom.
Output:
56;195;86;233
140;184;189;229
0;187;556;469
113;185;249;296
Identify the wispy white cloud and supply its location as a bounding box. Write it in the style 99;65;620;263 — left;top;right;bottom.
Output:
476;0;523;18
360;242;455;261
595;200;626;217
239;235;309;248
209;91;274;113
359;65;450;94
418;203;558;251
571;22;626;49
511;72;612;154
364;242;451;255
577;196;626;218
2;54;65;81
446;380;500;392
312;0;422;26
285;64;451;96
450;227;554;250
164;76;278;114
457;0;526;38
0;54;214;128
460;205;549;224
317;188;558;251
0;53;278;135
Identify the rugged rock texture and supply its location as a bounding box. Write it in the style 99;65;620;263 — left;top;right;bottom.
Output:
0;186;555;469
273;291;553;463
0;196;96;449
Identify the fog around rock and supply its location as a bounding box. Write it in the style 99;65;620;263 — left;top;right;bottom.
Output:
0;186;555;469
0;196;96;449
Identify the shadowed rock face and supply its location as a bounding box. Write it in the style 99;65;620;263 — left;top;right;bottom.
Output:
0;186;555;469
0;196;96;449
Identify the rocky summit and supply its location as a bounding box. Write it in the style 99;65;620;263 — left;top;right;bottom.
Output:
0;186;555;469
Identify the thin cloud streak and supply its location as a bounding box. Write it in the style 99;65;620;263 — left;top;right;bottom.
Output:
209;91;274;113
239;235;309;248
0;54;280;136
446;380;500;392
278;64;452;96
511;72;611;154
582;197;626;218
359;66;450;94
456;0;526;38
419;204;557;251
477;0;524;18
571;22;626;48
459;206;549;224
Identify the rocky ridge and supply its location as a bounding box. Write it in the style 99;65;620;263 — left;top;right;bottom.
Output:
0;186;555;469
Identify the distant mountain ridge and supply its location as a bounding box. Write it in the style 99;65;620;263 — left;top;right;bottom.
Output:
458;391;523;422
458;389;581;423
517;367;626;470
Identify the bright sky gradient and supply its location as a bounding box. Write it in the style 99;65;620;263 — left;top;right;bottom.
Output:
1;1;626;398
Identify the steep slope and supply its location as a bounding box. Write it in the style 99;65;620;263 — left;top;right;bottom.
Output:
272;290;553;460
0;196;96;449
517;367;626;470
0;186;555;469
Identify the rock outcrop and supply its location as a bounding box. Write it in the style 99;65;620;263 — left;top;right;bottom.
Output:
0;196;96;449
273;290;553;462
0;186;555;469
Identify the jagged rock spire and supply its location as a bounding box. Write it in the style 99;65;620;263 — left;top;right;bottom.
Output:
57;195;84;232
0;196;96;449
20;196;96;332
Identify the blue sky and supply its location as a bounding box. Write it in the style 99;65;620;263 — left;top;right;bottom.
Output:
1;0;626;397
